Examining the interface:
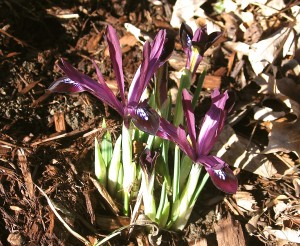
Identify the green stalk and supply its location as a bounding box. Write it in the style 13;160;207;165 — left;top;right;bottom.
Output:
121;123;135;216
192;69;206;109
94;138;107;187
156;180;170;227
179;155;192;191
107;135;122;196
101;119;113;168
172;145;180;203
173;69;192;126
116;162;124;201
171;163;204;230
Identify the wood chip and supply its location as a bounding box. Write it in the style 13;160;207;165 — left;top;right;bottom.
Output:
214;213;246;246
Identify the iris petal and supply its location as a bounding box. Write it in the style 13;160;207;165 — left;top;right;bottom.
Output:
198;155;238;194
48;77;85;93
129;103;160;135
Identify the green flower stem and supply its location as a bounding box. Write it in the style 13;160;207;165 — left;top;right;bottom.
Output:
121;123;135;216
156;180;170;227
171;163;204;230
192;69;206;109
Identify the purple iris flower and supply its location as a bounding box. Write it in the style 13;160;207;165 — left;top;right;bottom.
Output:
157;89;237;194
180;23;222;77
48;25;173;135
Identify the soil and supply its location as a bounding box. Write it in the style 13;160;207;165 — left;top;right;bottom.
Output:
0;0;298;246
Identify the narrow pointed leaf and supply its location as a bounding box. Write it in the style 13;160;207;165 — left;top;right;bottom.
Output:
107;135;122;195
95;138;107;187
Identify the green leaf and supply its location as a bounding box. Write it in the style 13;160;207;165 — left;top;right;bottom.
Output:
95;138;107;187
107;135;122;195
101;119;113;167
192;69;206;109
173;69;192;126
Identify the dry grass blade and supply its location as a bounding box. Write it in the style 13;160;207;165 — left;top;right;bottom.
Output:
35;185;92;246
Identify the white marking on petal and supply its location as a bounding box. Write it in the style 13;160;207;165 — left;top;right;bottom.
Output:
136;108;149;121
214;169;226;180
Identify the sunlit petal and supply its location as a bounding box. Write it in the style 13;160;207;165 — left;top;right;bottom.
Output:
128;102;160;135
106;25;125;103
198;155;238;194
48;77;85;93
182;89;197;149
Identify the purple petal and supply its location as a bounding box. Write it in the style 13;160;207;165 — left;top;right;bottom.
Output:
177;125;197;161
50;59;124;117
91;60;106;85
179;23;193;53
198;155;238;194
156;117;196;161
182;89;197;150
48;77;85;93
128;30;169;104
106;25;125;103
128;42;150;104
157;33;174;66
127;101;160;135
197;90;229;155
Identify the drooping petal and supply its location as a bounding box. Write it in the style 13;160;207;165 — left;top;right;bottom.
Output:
198;155;238;194
127;101;160;135
156;117;178;141
48;77;85;93
182;89;197;150
197;90;228;155
106;25;125;103
156;117;196;161
49;59;124;116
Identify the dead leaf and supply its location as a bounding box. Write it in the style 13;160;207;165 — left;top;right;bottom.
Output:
233;191;257;212
248;27;294;75
277;77;300;105
211;125;278;178
170;0;207;30
253;106;285;121
264;227;300;243
264;120;300;157
293;178;300;197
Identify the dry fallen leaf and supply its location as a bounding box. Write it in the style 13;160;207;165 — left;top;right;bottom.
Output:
170;0;207;30
233;191;257;213
248;27;294;75
264;120;300;157
264;227;300;243
211;125;278;178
